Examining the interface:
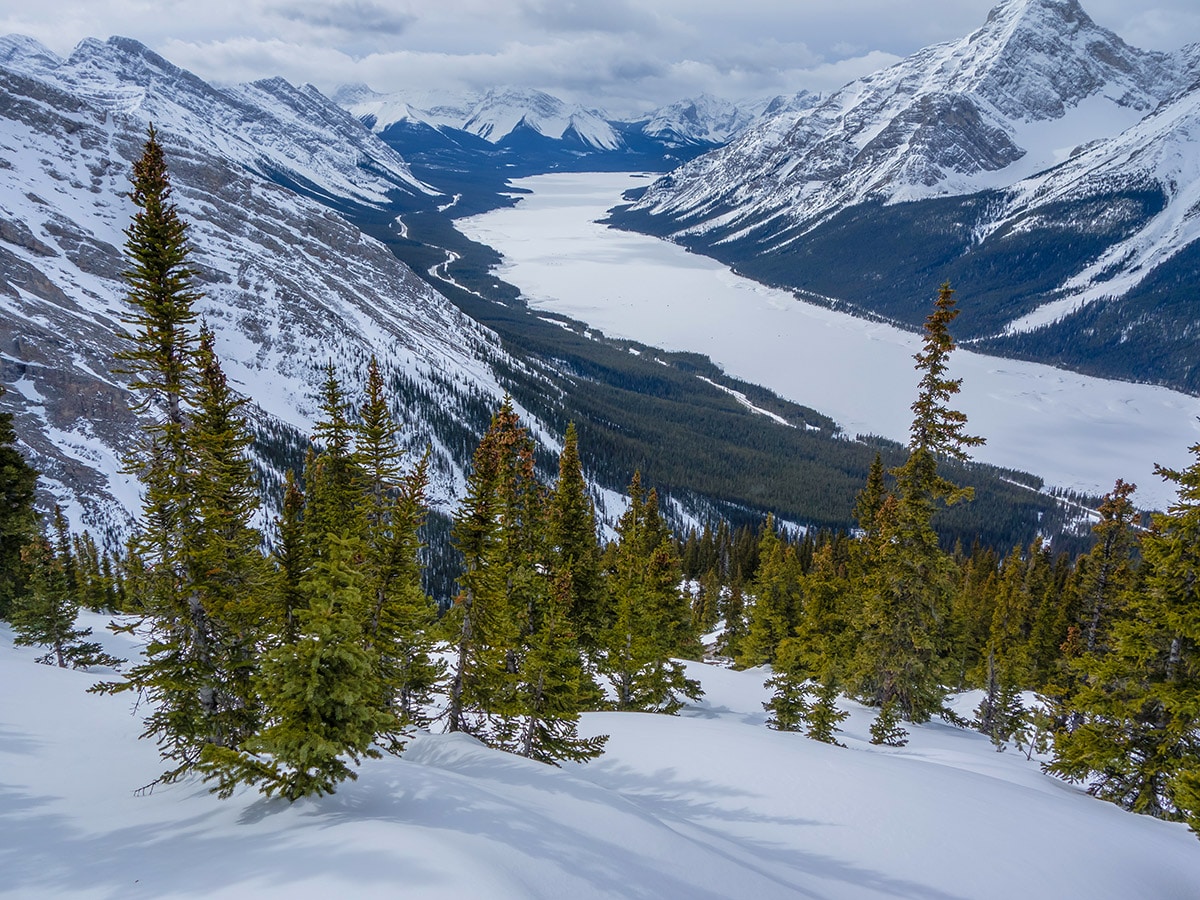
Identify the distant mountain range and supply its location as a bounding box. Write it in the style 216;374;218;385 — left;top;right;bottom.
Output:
2;0;1179;558
333;84;820;211
612;0;1200;392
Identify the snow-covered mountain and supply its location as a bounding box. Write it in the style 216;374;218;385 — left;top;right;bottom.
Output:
614;0;1200;392
341;85;621;151
631;0;1185;237
636;91;819;148
0;36;531;539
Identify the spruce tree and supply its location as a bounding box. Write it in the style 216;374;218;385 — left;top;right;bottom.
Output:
205;536;392;800
739;515;803;668
857;283;983;722
354;357;441;735
869;698;909;747
806;678;849;746
0;383;39;619
1048;455;1199;825
446;399;530;735
95;128;227;784
547;422;604;647
763;637;809;732
12;530;122;670
597;473;702;713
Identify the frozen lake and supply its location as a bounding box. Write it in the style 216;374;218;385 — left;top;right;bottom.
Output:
458;172;1200;509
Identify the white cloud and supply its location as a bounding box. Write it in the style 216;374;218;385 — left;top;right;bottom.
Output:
3;0;1199;110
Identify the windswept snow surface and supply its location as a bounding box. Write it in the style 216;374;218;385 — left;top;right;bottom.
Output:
2;616;1198;899
458;172;1200;510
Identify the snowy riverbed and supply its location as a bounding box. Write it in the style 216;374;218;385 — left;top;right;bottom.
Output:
458;172;1200;509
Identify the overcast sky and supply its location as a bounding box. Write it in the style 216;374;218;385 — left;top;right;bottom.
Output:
4;0;1200;115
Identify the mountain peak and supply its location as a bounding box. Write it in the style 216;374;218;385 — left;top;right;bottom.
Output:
0;34;61;69
956;0;1171;118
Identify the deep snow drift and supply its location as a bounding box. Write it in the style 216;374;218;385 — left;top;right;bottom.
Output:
457;172;1200;510
2;615;1197;899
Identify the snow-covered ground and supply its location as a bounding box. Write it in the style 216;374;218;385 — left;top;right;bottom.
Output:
457;172;1200;509
2;614;1197;899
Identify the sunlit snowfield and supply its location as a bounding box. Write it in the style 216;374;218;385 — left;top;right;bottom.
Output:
458;173;1200;509
4;615;1199;899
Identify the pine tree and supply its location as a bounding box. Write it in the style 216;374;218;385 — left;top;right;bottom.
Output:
853;452;887;542
869;698;909;747
1047;455;1199;825
739;515;803;667
508;570;608;764
12;530;122;670
976;546;1032;746
446;399;530;735
547;422;604;647
597;473;702;713
354;358;441;736
0;386;42;620
763;637;809;732
94;128;223;784
857;284;984;722
205;536;392;800
186;327;270;750
806;678;849;746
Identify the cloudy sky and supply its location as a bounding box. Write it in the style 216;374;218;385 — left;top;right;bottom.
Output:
4;0;1200;115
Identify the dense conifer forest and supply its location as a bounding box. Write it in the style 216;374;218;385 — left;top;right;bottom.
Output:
2;130;1198;836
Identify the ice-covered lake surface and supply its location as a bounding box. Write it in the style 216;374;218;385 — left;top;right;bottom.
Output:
458;172;1200;510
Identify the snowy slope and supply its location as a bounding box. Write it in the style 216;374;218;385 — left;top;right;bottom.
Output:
2;616;1197;899
0;37;524;537
998;78;1200;330
631;0;1187;238
0;36;434;205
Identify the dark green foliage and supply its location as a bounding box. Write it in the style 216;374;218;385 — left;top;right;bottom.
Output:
869;699;909;747
355;357;442;734
598;473;703;713
739;517;803;668
1046;451;1200;825
114;124;199;426
548;422;604;647
12;531;123;670
806;679;849;746
763;638;809;732
204;537;391;801
857;285;983;722
0;383;39;618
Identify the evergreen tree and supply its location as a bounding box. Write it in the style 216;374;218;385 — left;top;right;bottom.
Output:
205;536;392;800
763;637;809;732
598;473;702;713
739;515;803;667
976;545;1032;746
95;129;226;784
716;573;747;661
185;328;270;750
445;399;531;735
354;359;441;735
857;284;984;722
869;699;909;747
12;530;122;670
806;678;849;746
0;383;39;619
853;452;887;542
1047;456;1199;824
547;422;604;647
507;570;608;764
